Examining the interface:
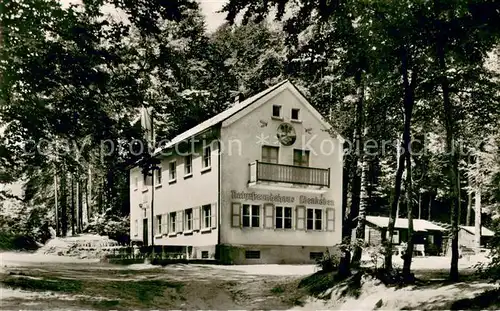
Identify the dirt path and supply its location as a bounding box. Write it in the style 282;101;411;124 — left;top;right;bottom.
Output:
0;261;309;310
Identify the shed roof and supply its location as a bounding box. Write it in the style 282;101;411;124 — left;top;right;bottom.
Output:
366;216;447;232
460;225;495;237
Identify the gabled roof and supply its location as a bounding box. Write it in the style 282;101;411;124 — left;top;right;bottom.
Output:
366;216;447;232
460;225;495;237
152;80;341;156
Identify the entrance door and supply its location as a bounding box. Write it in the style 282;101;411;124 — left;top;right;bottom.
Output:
143;219;148;246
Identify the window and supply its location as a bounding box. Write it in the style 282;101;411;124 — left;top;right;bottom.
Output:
291;108;300;120
134;176;138;189
276;206;292;229
185;208;193;231
134;219;138;236
310;252;323;260
386;230;400;244
245;250;261;259
307;208;323;230
156;215;162;235
201;251;209;259
202;204;211;228
156;167;162;185
203;146;211;169
242;204;260;228
169;212;176;233
272;105;281;117
184;155;192;176
293;149;310;167
262;146;279;164
169;161;176;181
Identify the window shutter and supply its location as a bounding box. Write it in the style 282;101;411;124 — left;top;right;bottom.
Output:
296;206;305;230
264;204;274;229
193;207;200;231
177;211;184;232
232;203;241;227
211;203;217;229
326;208;335;232
154;217;158;234
166;214;170;234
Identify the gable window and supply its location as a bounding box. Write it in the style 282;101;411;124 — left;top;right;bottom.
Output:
134;176;139;189
291;108;300;120
203;146;211;169
276;206;292;229
293;149;310;167
272;105;282;118
184;155;192;176
169;161;177;182
156;215;162;235
202;204;211;228
156;167;162;185
169;212;176;233
185;208;193;231
262;146;279;164
242;204;260;228
307;208;323;230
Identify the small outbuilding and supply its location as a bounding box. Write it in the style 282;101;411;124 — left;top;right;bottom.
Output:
364;216;447;255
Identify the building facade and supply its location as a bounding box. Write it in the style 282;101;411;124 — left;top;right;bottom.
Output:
129;80;344;264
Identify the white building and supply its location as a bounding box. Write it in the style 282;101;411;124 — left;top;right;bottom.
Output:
129;80;344;264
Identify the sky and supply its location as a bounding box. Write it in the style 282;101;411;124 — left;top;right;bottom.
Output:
198;0;227;32
59;0;228;33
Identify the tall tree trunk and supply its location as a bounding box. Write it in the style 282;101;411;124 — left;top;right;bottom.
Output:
350;72;366;266
54;173;59;237
352;127;369;265
466;190;472;226
71;175;75;235
436;27;460;282
76;178;80;233
474;187;482;250
60;172;68;237
418;192;422;219
87;166;92;222
385;46;416;273
402;147;414;281
77;180;83;232
428;193;433;221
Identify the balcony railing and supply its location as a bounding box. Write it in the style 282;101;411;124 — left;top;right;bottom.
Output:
249;161;330;188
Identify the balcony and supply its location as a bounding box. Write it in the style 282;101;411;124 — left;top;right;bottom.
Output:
249;161;330;188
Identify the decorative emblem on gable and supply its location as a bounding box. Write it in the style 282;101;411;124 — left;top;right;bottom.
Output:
276;123;297;146
259;120;268;127
305;127;313;134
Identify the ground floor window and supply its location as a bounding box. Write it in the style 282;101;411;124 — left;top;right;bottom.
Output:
201;251;209;259
245;250;261;259
202;204;211;228
307;208;323;230
310;252;323;260
242;204;260;228
185;208;193;231
386;229;400;244
275;206;292;229
169;212;176;233
156;215;162;235
134;219;138;236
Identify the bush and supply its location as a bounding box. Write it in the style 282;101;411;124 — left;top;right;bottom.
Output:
85;213;130;244
316;248;340;272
